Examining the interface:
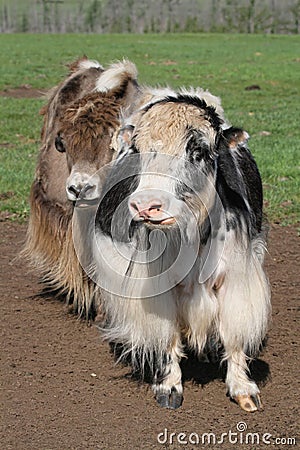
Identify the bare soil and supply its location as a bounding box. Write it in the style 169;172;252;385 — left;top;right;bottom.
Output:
0;86;48;99
0;219;299;450
1;85;299;449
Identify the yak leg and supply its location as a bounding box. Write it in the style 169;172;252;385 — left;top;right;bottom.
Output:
225;350;262;412
152;342;183;410
216;234;270;412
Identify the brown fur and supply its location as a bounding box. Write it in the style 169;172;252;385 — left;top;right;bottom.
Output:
59;93;121;170
134;102;217;155
23;58;139;318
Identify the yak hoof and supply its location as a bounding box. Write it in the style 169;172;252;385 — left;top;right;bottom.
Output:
156;393;170;408
233;394;262;412
169;390;183;409
156;391;183;410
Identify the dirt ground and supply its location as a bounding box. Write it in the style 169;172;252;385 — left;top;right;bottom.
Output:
0;86;299;450
0;219;299;450
0;86;48;99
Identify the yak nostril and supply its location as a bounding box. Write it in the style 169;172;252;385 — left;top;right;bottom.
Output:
68;184;82;198
149;204;162;212
68;183;96;200
80;183;94;197
130;201;142;213
129;199;163;219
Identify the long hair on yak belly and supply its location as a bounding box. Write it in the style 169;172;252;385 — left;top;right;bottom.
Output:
109;340;184;384
23;183;98;318
94;220;187;378
125;222;182;278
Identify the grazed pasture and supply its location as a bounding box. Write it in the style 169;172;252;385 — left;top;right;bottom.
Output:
0;33;299;223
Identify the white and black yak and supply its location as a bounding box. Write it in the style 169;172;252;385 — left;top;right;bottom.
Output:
76;86;271;413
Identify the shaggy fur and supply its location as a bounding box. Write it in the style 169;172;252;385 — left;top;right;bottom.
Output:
91;88;271;411
23;57;140;318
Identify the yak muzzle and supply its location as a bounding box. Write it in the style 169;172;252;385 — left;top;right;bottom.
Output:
66;171;100;205
128;190;176;225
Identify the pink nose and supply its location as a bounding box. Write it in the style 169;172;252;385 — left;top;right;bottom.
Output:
129;199;163;220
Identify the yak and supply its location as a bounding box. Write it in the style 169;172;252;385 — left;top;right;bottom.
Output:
77;88;271;412
23;57;140;318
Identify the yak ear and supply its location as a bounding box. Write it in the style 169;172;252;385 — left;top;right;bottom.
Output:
217;126;263;232
66;56;89;73
217;127;249;206
95;60;138;100
222;126;250;149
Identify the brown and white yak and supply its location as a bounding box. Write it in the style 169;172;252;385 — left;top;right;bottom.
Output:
23;57;140;318
77;88;271;411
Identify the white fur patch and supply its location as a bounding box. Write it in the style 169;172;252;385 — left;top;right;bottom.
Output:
79;59;103;70
139;86;177;110
95;60;138;93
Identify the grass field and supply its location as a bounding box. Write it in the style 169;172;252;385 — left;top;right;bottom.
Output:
0;33;299;224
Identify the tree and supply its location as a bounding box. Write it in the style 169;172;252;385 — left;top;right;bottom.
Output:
20;12;29;32
290;0;300;33
42;0;51;32
248;0;256;33
85;0;102;32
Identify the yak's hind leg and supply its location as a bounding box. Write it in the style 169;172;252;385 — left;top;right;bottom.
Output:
217;235;270;412
152;341;184;410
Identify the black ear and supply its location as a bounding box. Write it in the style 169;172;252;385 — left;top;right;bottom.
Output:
54;134;66;153
217;127;263;232
222;127;249;149
217;127;249;194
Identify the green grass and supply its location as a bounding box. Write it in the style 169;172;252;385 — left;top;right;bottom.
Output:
0;33;299;224
0;97;43;219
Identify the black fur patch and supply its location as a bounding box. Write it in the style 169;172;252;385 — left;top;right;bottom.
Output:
154;353;172;384
216;128;263;235
96;153;141;240
185;127;215;167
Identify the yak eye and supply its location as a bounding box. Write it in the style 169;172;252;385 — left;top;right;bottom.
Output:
55;134;66;153
186;130;212;165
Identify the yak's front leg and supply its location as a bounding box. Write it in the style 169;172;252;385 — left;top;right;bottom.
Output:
225;350;262;412
217;235;270;412
152;345;183;410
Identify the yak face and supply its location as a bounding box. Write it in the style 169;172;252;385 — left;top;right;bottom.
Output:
51;60;139;205
126;97;223;231
97;96;223;245
93;95;263;297
54;93;119;205
96;94;262;246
